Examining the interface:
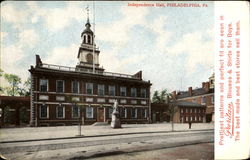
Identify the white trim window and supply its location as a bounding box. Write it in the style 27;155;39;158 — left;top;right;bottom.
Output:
201;96;206;104
195;116;197;121
56;105;65;118
141;108;147;118
181;108;183;113
190;116;193;121
190;109;193;113
120;86;126;96
211;96;214;104
40;105;49;118
98;84;105;96
131;108;137;118
131;88;137;97
40;79;48;92
86;106;93;118
72;105;80;118
72;81;79;93
86;83;93;94
109;85;116;96
109;108;113;118
186;108;188;113
121;108;127;118
56;80;64;93
141;88;147;98
185;116;188;122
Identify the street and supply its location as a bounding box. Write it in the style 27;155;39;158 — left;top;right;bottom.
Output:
0;123;214;160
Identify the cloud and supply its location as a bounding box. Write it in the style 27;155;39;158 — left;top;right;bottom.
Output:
96;5;149;46
18;29;39;47
166;30;214;73
1;3;28;26
43;44;78;67
1;32;8;42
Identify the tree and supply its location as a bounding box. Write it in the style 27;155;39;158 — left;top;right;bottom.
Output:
166;93;178;131
4;73;21;96
0;69;3;93
152;89;178;131
152;89;168;103
22;77;31;96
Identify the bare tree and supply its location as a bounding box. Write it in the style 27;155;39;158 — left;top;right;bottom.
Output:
166;93;178;131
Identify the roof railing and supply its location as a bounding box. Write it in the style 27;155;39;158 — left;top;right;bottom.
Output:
39;63;140;79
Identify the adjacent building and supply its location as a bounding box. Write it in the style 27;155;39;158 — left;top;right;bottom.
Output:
174;74;214;123
0;96;30;127
29;17;151;127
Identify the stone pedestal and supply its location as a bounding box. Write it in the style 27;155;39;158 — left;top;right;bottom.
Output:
111;111;121;128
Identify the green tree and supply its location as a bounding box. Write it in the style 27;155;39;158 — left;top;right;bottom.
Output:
4;73;21;96
21;77;31;96
152;89;168;103
0;69;3;93
152;89;178;131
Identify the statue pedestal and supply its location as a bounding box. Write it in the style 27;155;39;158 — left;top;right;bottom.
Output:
111;111;121;128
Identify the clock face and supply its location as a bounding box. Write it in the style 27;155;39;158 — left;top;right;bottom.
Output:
86;53;93;63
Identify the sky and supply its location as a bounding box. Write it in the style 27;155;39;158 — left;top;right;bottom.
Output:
0;1;214;94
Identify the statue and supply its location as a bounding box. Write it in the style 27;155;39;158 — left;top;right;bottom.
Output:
111;100;121;128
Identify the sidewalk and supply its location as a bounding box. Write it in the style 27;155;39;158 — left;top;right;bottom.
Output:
0;123;214;142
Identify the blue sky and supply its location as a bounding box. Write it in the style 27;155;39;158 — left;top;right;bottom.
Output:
0;1;214;93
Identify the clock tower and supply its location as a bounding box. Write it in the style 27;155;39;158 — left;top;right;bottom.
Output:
76;14;104;73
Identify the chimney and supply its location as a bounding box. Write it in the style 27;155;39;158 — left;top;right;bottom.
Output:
35;55;42;67
205;82;210;92
202;82;206;89
188;87;192;96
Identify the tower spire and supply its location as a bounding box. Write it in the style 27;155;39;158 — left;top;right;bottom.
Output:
86;5;89;24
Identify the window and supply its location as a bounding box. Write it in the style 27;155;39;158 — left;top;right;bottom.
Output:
120;86;126;96
120;108;127;118
195;116;197;121
86;83;93;94
72;81;79;93
131;88;137;97
56;80;64;93
131;108;137;118
88;35;91;44
141;88;147;98
186;116;188;122
141;108;147;118
190;109;192;113
40;79;48;92
56;105;65;118
211;96;214;104
109;85;116;96
186;108;188;113
192;98;197;103
40;105;48;118
98;84;105;96
109;108;113;118
86;106;93;118
190;116;193;121
181;109;183;113
72;105;79;118
202;96;206;104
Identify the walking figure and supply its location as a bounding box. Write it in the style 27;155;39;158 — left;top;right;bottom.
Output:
189;122;192;129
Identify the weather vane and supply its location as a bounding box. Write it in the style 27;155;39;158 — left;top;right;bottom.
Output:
85;5;89;20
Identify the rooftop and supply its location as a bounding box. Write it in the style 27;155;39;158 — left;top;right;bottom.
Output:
37;62;144;81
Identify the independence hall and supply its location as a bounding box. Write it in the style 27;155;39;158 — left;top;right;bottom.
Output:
29;17;151;127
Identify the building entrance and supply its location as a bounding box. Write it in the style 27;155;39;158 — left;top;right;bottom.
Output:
97;108;104;122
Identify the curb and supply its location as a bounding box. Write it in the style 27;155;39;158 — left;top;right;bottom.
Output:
0;129;213;144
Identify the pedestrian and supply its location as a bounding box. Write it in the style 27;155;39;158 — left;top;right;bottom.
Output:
189;122;192;129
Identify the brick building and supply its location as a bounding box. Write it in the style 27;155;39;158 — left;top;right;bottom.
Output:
174;74;214;123
0;96;30;127
151;101;206;123
29;17;151;127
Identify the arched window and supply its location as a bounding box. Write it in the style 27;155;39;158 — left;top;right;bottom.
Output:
83;35;86;43
87;35;91;44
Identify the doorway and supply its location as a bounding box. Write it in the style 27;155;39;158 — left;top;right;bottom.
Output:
97;108;104;122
